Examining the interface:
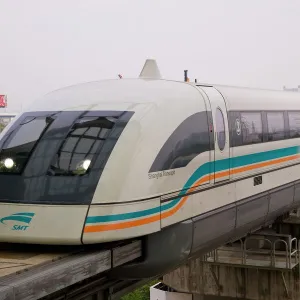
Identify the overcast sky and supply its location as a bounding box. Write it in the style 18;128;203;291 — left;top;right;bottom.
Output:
0;0;300;112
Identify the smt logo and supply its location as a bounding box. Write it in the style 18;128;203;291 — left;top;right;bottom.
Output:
0;212;35;231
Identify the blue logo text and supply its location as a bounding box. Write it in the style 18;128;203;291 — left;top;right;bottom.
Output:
0;212;35;231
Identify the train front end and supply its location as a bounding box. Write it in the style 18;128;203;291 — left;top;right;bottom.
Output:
0;71;199;246
0;82;137;245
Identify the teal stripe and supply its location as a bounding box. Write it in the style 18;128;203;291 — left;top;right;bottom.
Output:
230;146;299;169
86;206;161;223
86;146;300;225
12;212;35;217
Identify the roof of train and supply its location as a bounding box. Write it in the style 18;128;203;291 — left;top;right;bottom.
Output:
208;83;300;110
28;78;200;111
27;77;300;112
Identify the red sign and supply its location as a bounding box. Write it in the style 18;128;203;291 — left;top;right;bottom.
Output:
0;95;7;108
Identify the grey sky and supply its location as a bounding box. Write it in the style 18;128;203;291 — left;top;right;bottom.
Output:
0;0;300;113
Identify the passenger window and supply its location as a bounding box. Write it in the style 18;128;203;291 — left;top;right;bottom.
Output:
49;116;117;176
216;108;226;151
288;112;300;138
267;112;285;141
240;112;263;144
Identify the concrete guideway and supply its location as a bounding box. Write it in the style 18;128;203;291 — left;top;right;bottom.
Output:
0;240;142;300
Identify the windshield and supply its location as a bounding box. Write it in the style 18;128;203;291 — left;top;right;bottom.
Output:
0;116;54;174
48;116;117;176
0;110;134;204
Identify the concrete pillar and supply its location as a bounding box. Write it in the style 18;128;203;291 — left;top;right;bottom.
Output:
162;256;300;300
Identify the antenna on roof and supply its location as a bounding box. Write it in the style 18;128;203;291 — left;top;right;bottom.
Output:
184;70;189;82
139;59;162;80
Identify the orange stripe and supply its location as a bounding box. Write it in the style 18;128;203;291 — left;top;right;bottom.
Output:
160;174;211;220
231;155;300;175
84;154;300;232
84;174;212;233
84;214;161;232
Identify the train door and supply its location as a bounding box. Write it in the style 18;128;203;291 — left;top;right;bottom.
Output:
198;86;230;183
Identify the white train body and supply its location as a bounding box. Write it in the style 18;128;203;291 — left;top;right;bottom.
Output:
0;60;300;275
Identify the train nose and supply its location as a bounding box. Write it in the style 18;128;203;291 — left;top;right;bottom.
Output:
0;109;134;244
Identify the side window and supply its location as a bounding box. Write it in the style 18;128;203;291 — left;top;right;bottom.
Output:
267;112;285;141
240;112;263;145
216;108;226;151
288;112;300;138
149;112;212;172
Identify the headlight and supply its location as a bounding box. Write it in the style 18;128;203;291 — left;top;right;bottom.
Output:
74;159;91;175
82;159;91;170
4;158;14;169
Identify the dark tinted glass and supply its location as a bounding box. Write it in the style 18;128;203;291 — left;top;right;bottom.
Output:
48;116;116;176
240;112;263;144
216;108;226;151
0;110;134;204
149;112;212;172
288;112;300;138
267;112;285;141
0;116;53;174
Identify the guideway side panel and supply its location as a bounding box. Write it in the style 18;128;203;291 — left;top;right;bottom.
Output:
265;183;294;223
235;193;269;235
191;203;236;255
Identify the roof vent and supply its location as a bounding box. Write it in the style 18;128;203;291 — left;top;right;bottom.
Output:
139;59;162;80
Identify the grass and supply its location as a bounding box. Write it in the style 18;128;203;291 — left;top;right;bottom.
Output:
121;280;159;300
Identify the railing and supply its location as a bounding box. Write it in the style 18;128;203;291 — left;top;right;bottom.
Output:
202;234;299;270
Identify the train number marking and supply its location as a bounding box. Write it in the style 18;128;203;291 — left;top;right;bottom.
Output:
235;119;241;135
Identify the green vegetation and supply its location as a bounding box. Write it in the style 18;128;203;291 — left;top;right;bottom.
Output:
121;280;159;300
0;123;5;132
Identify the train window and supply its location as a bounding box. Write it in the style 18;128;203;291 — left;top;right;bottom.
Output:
216;108;226;151
149;112;212;172
48;116;117;176
288;112;300;138
0;116;53;173
240;112;263;144
267;112;285;141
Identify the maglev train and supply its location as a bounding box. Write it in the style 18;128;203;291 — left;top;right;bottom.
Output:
1;59;300;276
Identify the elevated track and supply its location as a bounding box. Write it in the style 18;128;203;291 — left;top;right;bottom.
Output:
0;240;144;300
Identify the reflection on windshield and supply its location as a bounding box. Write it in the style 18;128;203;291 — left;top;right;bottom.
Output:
48;116;117;176
0;116;53;173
